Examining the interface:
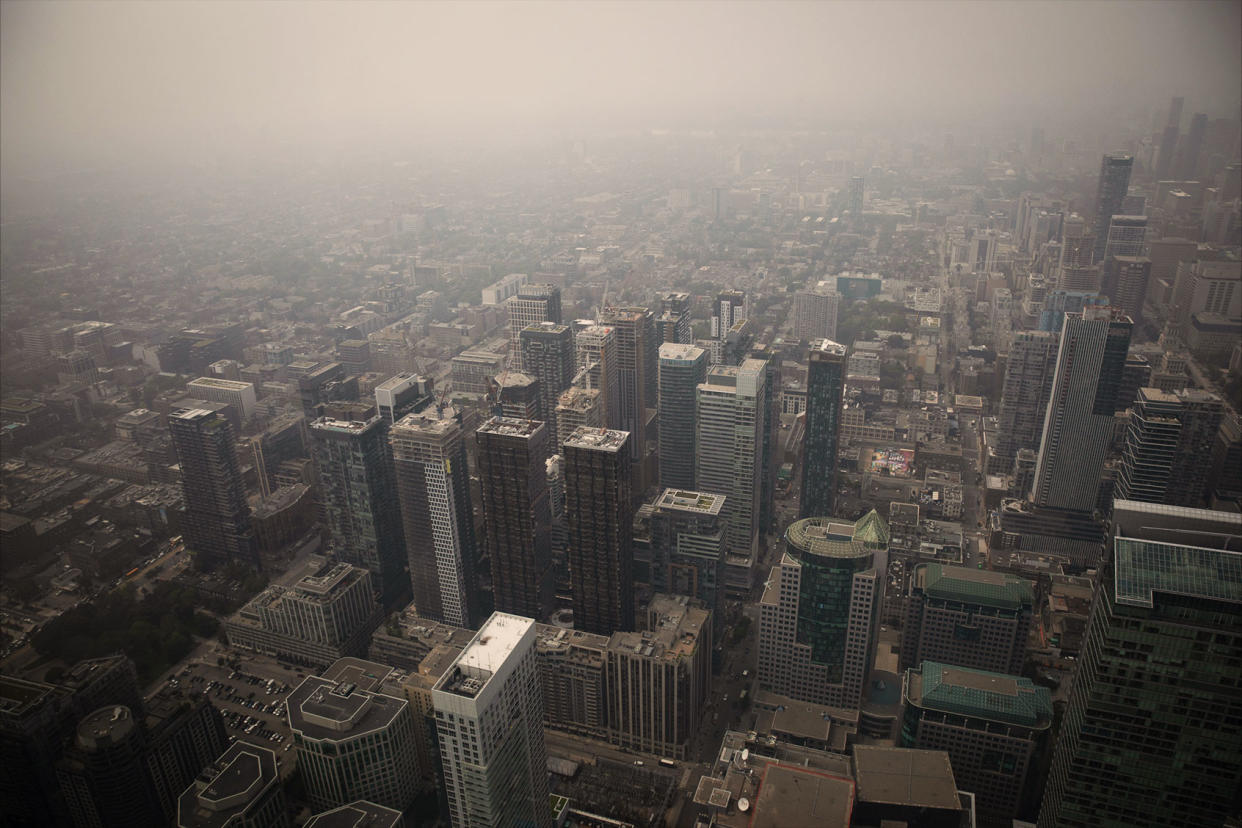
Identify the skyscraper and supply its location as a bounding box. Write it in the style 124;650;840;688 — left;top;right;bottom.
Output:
476;417;554;621
554;386;603;448
1102;214;1148;261
1175;112;1207;181
899;563;1035;676
792;283;841;343
711;290;746;339
1115;387;1223;507
991;331;1058;478
390;408;479;628
1039;501;1242;828
658;292;692;344
176;742;288;828
901;662;1052;827
657;343;707;490
848;175;865;216
563;427;634;636
520;322;575;441
1058;214;1098;292
1153;96;1183;181
1104;256;1152;326
757;512;886;709
169;406;259;571
310;415;408;608
289;658;419;813
575;324;621;429
1032;306;1132;512
799;339;848;519
647;489;727;624
57;706;164;827
599;307;657;473
1090;153;1134;264
697;359;767;559
507;285;561;370
433;613;553;828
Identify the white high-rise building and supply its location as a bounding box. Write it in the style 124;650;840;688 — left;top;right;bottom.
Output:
432;613;553;828
696;360;766;563
507;285;561;371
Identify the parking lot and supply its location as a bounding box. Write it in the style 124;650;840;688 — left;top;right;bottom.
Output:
161;647;316;776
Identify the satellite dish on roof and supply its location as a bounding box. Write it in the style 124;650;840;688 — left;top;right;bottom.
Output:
741;748;749;762
738;798;750;813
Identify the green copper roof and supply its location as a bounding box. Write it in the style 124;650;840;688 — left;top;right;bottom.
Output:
1114;537;1242;609
908;661;1052;729
852;509;890;547
919;564;1034;610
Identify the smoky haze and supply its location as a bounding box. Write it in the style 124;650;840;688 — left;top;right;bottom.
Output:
2;0;1240;175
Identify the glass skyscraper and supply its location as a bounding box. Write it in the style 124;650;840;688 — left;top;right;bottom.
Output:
799;339;847;519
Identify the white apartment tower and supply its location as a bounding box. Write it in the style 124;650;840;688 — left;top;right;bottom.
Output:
432;614;553;828
696;359;767;559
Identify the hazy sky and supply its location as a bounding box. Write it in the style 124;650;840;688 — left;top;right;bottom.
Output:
3;0;1239;173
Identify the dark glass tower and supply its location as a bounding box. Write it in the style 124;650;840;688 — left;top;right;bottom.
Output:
1115;387;1223;507
656;343;707;491
563;427;634;636
169;406;259;571
521;322;575;440
1039;501;1242;828
599;306;657;474
798;339;847;519
1090;153;1133;264
476;417;554;621
310;415;409;608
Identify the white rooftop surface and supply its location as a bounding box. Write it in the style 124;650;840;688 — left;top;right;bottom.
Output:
457;613;533;676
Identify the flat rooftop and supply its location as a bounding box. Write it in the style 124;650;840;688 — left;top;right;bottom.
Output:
304;800;402;828
563;427;629;452
657;488;725;516
310;416;381;435
852;745;961;811
477;417;544;438
751;764;854;828
188;377;253;390
178;742;278;828
289;676;406;741
658;343;706;362
437;613;533;699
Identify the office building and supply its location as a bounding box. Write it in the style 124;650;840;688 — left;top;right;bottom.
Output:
450;349;506;395
534;625;609;739
226;563;379;667
176;742;288;828
575;324;621;429
1032;306;1132;512
757;512;886;710
647;489;727;624
1090;153;1134;264
1057;214;1098;291
748;346;781;536
606;594;713;759
432;613;553;828
374;372;433;424
521;323;575;440
1115;387;1223;507
491;371;541;422
143;692;231;823
554;386;603;448
657;343;708;490
1104;255;1151;326
599;306;657;472
508;284;561;370
1101;214;1147;261
57;705;164;827
1039;501;1242;828
480;272;528;306
901;661;1052;826
390;408;479;628
899;563;1035;677
848;175;865;216
991;331;1058;478
186;377;258;421
1175;112;1207;180
697;359;767;559
793;283;840;343
799;340;847;519
711;290;746;339
1154;96;1183;180
169;407;259;571
476;417;554;621
289;659;419;813
564;427;634;636
309;416;408;608
658;292;692;344
305;801;402;828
